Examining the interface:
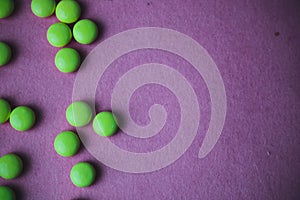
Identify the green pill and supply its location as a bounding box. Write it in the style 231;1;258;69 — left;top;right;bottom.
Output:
0;99;11;124
55;48;80;73
66;101;92;127
9;106;35;131
0;0;14;19
0;186;15;200
93;111;118;137
0;154;23;180
0;42;12;66
31;0;56;18
47;22;72;47
56;0;80;24
73;19;98;45
54;131;80;157
70;162;95;188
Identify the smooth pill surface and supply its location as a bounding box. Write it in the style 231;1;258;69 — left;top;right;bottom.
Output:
0;0;14;18
0;99;11;124
31;0;56;18
54;131;80;157
93;112;118;137
47;22;72;47
55;48;80;73
73;19;98;44
0;186;15;200
66;101;92;127
0;42;12;66
9;106;35;131
0;154;23;180
56;0;80;24
70;162;95;188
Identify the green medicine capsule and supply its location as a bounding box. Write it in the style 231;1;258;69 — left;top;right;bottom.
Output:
66;101;92;127
55;48;80;73
0;186;15;200
73;19;98;45
54;131;80;157
47;22;72;47
31;0;56;18
93;112;118;137
0;0;14;19
56;0;80;24
0;154;23;180
0;42;12;66
70;162;95;188
9;106;35;131
0;99;11;124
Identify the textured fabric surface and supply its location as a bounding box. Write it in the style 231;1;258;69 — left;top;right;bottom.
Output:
0;0;300;199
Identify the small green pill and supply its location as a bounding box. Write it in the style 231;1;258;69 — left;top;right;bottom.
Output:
66;101;92;127
93;112;118;137
0;154;23;180
31;0;56;18
0;0;14;19
0;99;11;124
73;19;98;45
56;0;80;24
55;48;80;73
0;42;12;66
9;106;35;131
54;131;80;157
70;162;95;188
47;22;72;47
0;186;15;200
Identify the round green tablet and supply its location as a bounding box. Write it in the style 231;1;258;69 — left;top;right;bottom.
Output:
31;0;56;18
70;162;95;188
73;19;98;44
0;186;15;200
66;101;92;127
56;0;80;24
0;42;12;66
54;131;80;157
0;99;11;124
0;154;23;180
47;22;72;47
93;112;118;137
55;48;80;73
9;106;35;131
0;0;14;19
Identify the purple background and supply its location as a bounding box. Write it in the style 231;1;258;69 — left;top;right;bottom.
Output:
1;0;300;199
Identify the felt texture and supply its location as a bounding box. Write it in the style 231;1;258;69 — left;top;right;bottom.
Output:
0;0;300;199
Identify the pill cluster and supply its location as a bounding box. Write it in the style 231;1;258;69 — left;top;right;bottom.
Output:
0;99;35;199
1;2;27;199
0;99;36;131
0;151;24;200
53;101;118;188
1;0;120;197
65;101;118;137
0;0;13;69
31;0;98;73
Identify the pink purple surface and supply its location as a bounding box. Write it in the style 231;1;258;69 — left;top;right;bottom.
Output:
1;0;300;199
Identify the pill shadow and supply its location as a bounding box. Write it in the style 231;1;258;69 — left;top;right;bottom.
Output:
13;0;24;17
85;160;103;185
12;151;32;178
0;97;17;126
6;183;25;200
90;19;105;44
109;110;123;136
26;104;44;130
69;128;86;155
